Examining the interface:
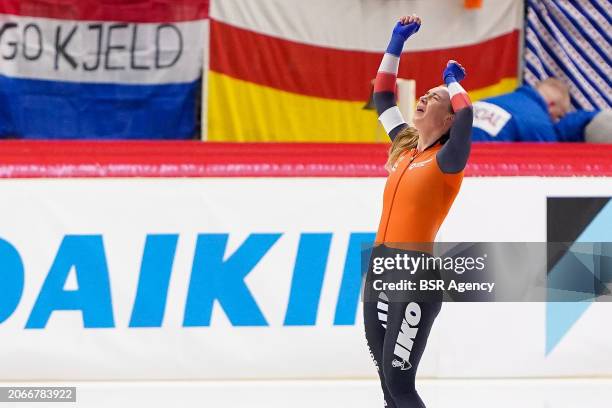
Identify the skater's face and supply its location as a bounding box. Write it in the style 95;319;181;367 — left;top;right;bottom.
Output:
413;86;454;137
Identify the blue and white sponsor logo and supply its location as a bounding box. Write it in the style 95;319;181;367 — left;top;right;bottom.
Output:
0;232;375;329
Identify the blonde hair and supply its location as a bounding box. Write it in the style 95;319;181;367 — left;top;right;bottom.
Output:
386;126;419;171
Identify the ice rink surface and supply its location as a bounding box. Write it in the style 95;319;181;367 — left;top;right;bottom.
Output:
2;379;610;408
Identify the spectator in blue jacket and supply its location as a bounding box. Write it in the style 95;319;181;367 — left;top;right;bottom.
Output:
472;78;609;142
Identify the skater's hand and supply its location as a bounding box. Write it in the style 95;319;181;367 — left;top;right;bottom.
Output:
443;60;466;84
391;14;422;42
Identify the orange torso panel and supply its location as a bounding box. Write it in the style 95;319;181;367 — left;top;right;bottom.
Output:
376;144;464;244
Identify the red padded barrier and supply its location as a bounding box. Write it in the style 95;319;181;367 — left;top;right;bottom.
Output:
0;141;610;178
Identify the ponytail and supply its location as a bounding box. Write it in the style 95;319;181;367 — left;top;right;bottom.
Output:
386;126;419;171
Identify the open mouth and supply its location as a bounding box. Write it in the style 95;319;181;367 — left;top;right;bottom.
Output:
416;107;425;113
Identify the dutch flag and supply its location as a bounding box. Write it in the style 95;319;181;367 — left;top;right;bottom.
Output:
0;0;209;139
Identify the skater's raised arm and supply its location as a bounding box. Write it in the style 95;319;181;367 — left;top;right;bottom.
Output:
374;15;421;141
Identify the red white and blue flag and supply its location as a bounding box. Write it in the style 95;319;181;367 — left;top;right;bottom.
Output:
0;0;209;139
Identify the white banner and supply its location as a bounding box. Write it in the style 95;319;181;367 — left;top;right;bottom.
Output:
211;0;523;52
0;177;611;380
0;15;206;84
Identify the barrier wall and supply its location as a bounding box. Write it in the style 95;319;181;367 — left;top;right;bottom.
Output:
0;142;611;381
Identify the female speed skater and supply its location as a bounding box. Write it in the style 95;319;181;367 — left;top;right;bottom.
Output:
363;14;473;408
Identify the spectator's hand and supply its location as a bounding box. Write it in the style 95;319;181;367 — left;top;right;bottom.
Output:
443;60;467;83
392;14;422;42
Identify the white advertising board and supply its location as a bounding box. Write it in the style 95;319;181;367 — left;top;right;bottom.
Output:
0;177;610;380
